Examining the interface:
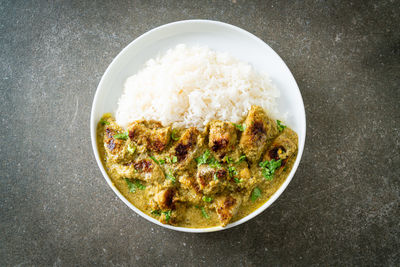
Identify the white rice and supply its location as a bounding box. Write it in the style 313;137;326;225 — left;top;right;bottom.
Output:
116;44;281;130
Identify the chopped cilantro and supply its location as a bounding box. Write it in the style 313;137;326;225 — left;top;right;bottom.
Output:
228;166;238;178
172;156;178;163
195;150;211;165
277;120;287;132
171;129;179;141
124;178;145;192
195;150;221;168
158;159;165;165
251;187;262;202
259;159;282;180
201;207;210;219
213;173;218;180
225;156;234;164
99;119;110;125
124;178;136;193
127;144;136;154
150;156;159;164
166;171;176;183
136;181;146;190
233;177;243;183
162;210;172;222
209;158;221;169
233;123;245;131
202;196;213;202
151;210;161;216
152;210;171;221
237;155;246;164
114;132;129;140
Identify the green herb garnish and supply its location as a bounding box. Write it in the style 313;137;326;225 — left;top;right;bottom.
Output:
213;173;218;180
171;129;179;141
159;159;165;165
162;210;172;222
277;120;286;132
233;123;245;131
100;119;110;125
195;150;221;168
127;144;136;154
151;210;161;216
201;207;210;219
136;181;146;190
202;196;213;202
233;177;243;183
166;171;176;183
237;155;246;164
251;187;261;202
114;131;129;140
259;159;282;180
195;150;211;165
166;156;178;164
225;156;234;164
150;156;159;164
209;158;221;169
228;166;238;178
124;178;146;192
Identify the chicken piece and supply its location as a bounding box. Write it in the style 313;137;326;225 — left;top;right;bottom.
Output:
148;127;171;152
112;162;138;178
239;106;279;163
212;195;242;226
132;159;165;184
103;119;124;155
208;120;237;160
128;120;171;153
196;165;227;195
174;175;203;205
262;128;298;173
127;121;149;146
102;118;136;164
154;188;175;210
172;127;202;166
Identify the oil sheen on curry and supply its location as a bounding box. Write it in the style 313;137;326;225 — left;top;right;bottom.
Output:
97;106;298;228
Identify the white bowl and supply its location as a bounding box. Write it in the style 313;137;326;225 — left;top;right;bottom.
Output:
90;20;306;233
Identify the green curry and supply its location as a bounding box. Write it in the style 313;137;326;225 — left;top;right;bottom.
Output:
97;106;298;228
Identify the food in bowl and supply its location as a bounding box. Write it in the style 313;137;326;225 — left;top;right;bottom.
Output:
97;45;298;228
98;106;297;228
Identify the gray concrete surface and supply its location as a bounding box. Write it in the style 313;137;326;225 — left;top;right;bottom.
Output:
1;0;399;266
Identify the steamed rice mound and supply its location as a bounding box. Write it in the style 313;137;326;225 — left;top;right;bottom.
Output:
116;44;280;130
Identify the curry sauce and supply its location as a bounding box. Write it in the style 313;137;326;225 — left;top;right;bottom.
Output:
97;106;298;228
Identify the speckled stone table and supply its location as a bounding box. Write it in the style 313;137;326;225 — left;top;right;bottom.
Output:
1;0;399;266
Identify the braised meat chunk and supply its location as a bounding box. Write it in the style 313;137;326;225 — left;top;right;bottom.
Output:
172;127;202;165
128;120;171;152
148;127;171;152
102;119;136;165
208;120;237;160
154;188;176;210
212;195;242;226
239;106;279;163
263;128;298;174
196;165;227;195
133;159;165;184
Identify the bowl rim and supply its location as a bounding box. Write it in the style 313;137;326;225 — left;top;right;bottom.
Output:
90;19;306;233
